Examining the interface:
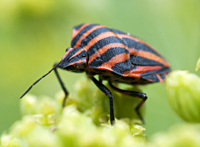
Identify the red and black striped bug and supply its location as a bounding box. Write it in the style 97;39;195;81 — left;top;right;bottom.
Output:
20;23;170;125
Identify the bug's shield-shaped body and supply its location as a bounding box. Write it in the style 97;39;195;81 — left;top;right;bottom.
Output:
59;23;170;85
21;23;171;125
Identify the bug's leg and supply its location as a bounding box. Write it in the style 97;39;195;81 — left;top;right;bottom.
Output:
109;82;147;123
98;76;102;83
53;63;69;107
90;77;115;125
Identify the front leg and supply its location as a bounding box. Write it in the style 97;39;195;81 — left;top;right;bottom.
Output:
90;77;115;125
53;63;69;107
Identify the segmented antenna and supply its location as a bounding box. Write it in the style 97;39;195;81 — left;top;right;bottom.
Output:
20;61;61;99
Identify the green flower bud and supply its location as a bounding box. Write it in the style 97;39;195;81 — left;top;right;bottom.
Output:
166;70;200;122
74;77;96;111
10;116;36;137
32;114;56;126
20;95;37;115
38;98;55;115
25;125;62;147
0;134;20;147
1;135;10;147
150;124;200;147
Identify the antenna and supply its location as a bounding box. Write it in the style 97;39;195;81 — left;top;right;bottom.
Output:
20;61;61;99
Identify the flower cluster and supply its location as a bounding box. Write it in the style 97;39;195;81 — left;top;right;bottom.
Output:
0;78;147;147
1;62;200;146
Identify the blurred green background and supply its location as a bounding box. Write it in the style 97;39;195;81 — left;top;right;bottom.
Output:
0;0;199;138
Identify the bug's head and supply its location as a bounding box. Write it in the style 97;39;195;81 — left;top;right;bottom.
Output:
58;47;88;72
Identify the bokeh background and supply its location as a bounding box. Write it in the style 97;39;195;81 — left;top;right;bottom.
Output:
0;0;199;139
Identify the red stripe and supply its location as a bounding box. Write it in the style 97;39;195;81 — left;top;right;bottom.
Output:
123;70;141;77
156;74;164;82
119;34;164;57
127;65;163;77
128;48;170;67
62;48;73;60
133;65;162;73
88;43;126;64
84;32;116;51
73;25;105;48
69;48;85;60
94;53;130;71
67;59;85;67
71;24;91;41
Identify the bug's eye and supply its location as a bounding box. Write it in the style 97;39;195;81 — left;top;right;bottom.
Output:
82;53;86;57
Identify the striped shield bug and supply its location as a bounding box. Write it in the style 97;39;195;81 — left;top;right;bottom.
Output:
20;23;170;125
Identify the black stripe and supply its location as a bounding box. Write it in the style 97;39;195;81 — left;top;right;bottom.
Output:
123;38;162;57
142;72;170;82
110;28;126;35
87;36;123;56
160;74;166;80
71;24;98;47
141;74;159;82
73;24;84;30
111;60;132;75
67;50;86;64
80;27;110;46
59;48;86;68
59;48;80;68
109;28;163;58
141;66;171;76
65;48;80;60
89;47;128;67
130;55;164;66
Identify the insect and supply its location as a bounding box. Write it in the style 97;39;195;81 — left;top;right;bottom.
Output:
20;23;170;125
